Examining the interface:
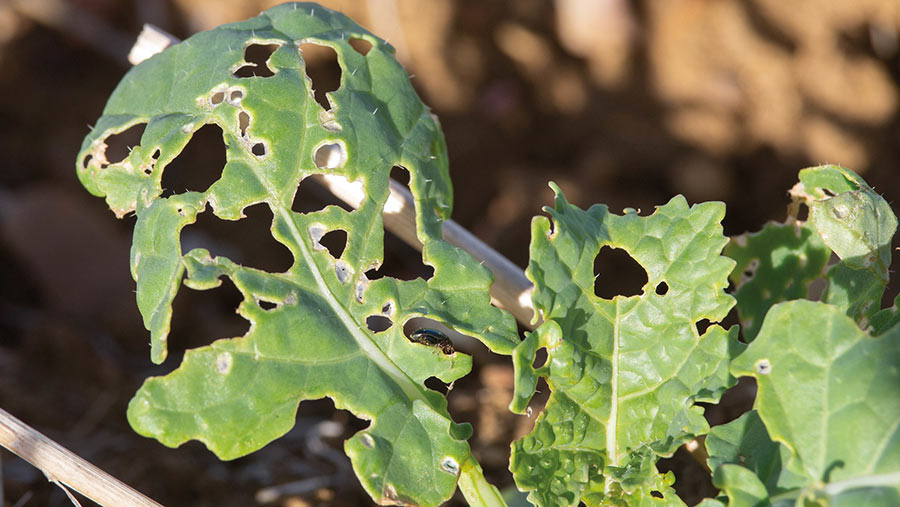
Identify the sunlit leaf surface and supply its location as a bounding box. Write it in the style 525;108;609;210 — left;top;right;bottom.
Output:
510;184;739;506
77;3;517;505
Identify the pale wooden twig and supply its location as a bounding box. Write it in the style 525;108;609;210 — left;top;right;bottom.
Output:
130;24;538;328
0;408;162;507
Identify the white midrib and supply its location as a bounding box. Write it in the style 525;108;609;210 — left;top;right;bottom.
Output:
604;298;621;493
275;204;426;404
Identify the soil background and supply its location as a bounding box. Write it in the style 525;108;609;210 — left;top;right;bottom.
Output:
2;0;900;506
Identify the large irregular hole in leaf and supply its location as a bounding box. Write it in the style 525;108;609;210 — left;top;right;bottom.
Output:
366;165;433;281
319;229;347;259
593;246;647;299
161;124;226;197
183;203;294;273
695;318;711;336
168;276;250;358
292;175;354;214
233;43;280;78
701;376;757;426
103;123;146;165
298;42;342;110
365;315;392;333
348;37;372;56
365;230;434;281
425;376;451;396
656;447;717;504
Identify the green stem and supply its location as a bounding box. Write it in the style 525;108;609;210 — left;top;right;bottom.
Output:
458;456;508;507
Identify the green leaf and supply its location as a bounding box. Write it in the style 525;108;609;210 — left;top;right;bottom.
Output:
726;165;898;338
794;165;898;325
510;184;740;506
77;3;517;505
726;222;830;342
728;300;900;505
705;410;807;496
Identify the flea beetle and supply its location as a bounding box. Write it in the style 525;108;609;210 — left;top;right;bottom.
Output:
408;328;455;355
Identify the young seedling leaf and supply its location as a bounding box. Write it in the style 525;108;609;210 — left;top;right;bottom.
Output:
726;300;900;505
510;184;740;506
76;3;517;505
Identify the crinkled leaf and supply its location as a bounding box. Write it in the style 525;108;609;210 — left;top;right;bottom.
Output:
728;300;900;505
77;3;517;505
510;184;740;506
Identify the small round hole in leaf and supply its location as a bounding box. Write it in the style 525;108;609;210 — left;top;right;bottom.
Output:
228;89;244;105
251;142;267;157
209;91;225;106
593;246;647;299
655;281;668;295
258;300;277;311
349;37;373;56
314;142;346;169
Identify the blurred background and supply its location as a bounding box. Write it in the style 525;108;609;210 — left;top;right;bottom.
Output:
2;0;900;505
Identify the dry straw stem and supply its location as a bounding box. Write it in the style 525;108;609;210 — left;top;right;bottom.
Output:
131;24;538;328
0;408;162;507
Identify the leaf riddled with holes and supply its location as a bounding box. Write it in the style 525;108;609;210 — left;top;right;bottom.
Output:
725;165;898;340
76;3;517;505
509;184;740;506
712;300;900;505
726;222;830;342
